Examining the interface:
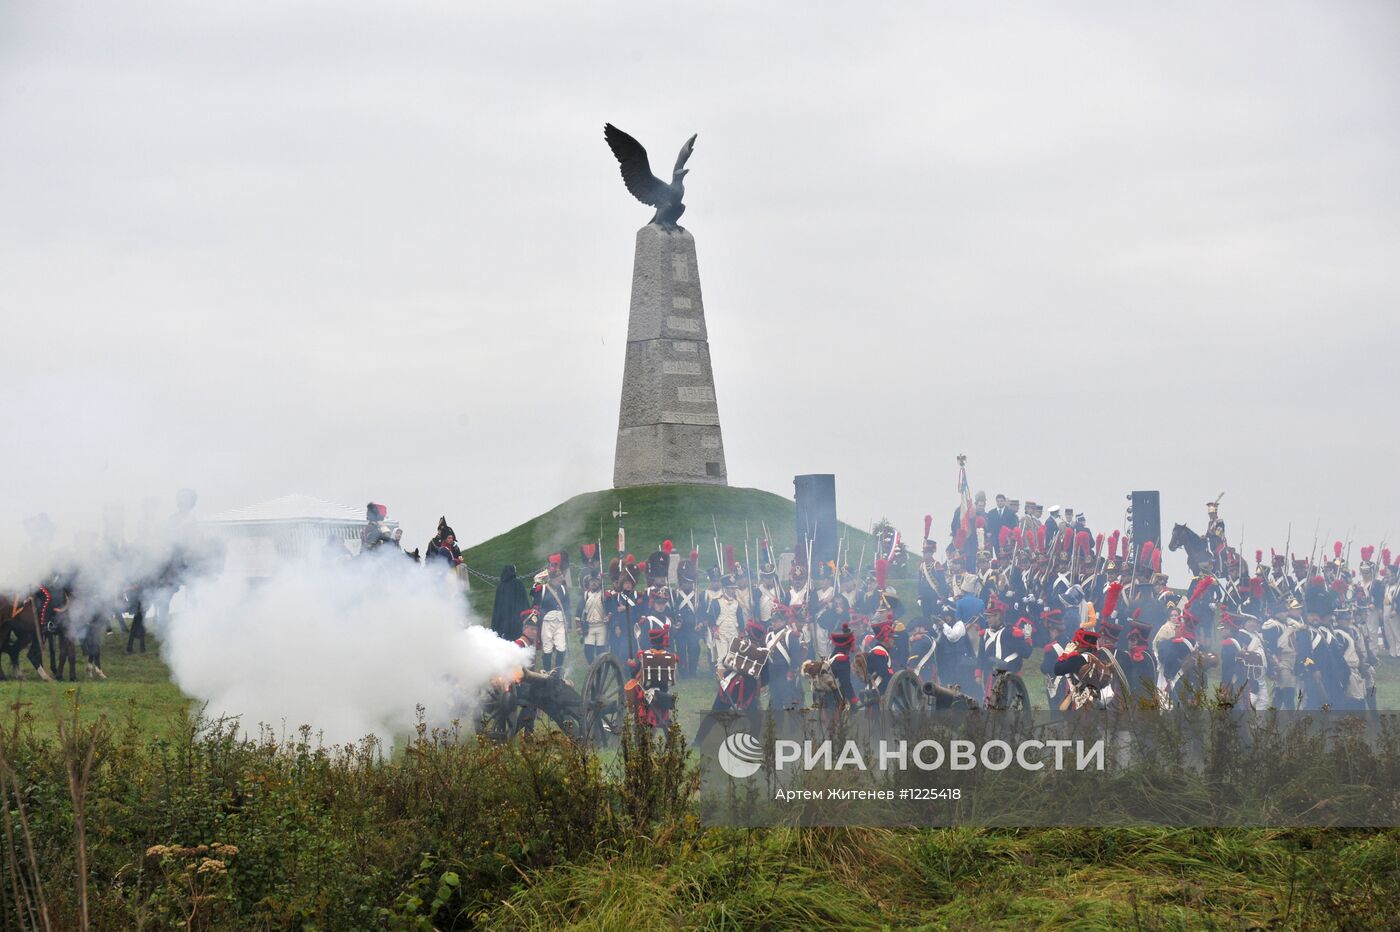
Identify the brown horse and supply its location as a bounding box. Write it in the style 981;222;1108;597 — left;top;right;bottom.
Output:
1;592;53;681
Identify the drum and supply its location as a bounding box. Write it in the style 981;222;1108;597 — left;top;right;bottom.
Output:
723;637;771;677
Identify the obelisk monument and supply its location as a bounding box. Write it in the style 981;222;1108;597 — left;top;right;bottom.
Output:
603;124;727;488
613;225;727;486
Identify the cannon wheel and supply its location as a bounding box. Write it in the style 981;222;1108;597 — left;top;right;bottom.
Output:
883;669;926;713
989;671;1032;714
581;654;628;745
476;679;520;741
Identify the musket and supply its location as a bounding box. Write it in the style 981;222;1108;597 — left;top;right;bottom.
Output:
855;541;867;580
804;529;818;651
711;515;723;575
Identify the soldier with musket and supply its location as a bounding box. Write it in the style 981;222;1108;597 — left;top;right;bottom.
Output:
578;572;609;665
606;563;641;660
765;603;807;710
671;551;703;678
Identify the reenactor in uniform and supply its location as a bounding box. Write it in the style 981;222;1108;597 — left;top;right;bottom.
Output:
1119;612;1159;700
607;567;641;660
534;556;571;674
626;622;678;729
1261;598;1305;709
706;574;747;676
1039;608;1074;708
1219;610;1267;708
976;593;1030;701
578;573;609;664
765;605;807;710
862;615;897;700
694;616;770;747
672;553;703;678
639;587;673;653
1205;497;1228;575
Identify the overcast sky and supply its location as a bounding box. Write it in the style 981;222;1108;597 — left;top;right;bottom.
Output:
2;1;1397;577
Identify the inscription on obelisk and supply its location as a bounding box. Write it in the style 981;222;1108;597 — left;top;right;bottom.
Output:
613;224;728;487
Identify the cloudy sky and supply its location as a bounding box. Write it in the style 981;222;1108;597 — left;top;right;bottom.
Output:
2;1;1397;576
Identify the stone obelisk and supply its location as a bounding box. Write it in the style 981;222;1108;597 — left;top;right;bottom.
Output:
613;224;728;487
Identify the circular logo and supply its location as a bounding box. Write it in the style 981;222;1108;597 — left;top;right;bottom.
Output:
717;731;764;779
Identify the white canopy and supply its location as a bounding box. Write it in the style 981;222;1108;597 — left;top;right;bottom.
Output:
204;494;395;578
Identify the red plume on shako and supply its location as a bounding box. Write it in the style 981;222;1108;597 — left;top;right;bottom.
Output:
923;513;933;542
1100;581;1123;623
1184;576;1215;620
875;557;889;591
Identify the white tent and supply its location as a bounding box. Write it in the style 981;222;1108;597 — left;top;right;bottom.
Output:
204;494;393;580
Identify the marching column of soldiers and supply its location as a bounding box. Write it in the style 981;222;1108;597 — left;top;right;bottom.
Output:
504;491;1400;727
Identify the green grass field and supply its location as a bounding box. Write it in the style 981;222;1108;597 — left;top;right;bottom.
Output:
0;631;190;738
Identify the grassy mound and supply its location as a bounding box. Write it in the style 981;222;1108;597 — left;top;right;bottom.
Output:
463;483;876;586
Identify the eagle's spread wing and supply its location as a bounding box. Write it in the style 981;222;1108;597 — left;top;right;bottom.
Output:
604;123;669;207
673;134;697;176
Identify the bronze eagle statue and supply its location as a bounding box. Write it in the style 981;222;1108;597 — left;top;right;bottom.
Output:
603;123;697;229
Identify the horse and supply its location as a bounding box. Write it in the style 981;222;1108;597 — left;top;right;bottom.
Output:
1167;523;1212;574
0;591;53;681
1167;523;1241;577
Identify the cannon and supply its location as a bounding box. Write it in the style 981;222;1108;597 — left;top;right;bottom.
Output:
476;654;631;745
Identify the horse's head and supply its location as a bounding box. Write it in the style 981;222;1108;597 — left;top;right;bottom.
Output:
1168;524;1187;551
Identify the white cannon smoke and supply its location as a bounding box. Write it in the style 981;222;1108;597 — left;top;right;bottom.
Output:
162;551;531;747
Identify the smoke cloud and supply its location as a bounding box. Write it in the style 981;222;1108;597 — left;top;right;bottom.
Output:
160;549;530;747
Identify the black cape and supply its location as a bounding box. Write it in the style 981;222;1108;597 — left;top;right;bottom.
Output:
490;564;531;641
